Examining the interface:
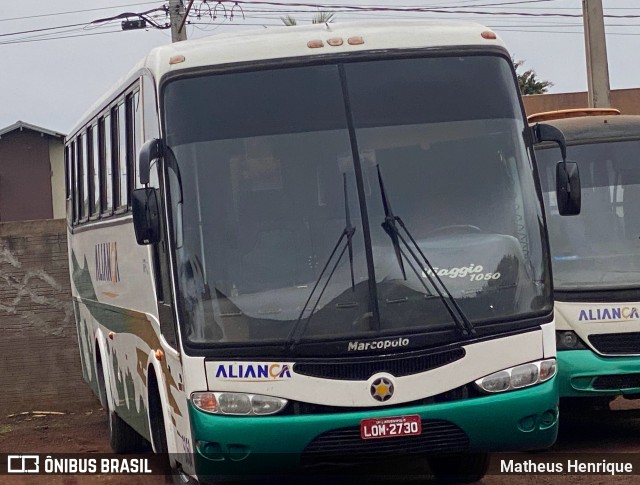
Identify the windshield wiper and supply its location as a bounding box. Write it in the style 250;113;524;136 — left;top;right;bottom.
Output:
285;173;357;349
375;165;476;338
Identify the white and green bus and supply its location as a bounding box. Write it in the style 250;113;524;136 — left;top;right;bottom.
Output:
67;20;565;483
532;108;640;408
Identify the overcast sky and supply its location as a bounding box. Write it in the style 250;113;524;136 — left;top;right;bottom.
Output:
2;0;640;134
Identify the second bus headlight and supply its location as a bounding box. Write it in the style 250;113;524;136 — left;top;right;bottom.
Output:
556;331;587;350
475;359;556;394
191;391;288;416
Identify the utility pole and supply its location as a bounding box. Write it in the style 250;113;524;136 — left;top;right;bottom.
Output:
582;0;611;108
169;0;187;42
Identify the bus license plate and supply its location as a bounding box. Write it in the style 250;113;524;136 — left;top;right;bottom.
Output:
360;414;422;440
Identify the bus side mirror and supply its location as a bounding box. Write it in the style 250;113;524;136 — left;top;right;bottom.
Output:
556;161;581;216
132;188;161;245
532;123;581;216
139;139;163;185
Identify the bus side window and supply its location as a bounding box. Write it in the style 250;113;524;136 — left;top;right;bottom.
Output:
65;145;73;225
91;124;100;217
111;105;122;211
100;114;114;215
117;102;128;209
75;136;82;221
126;91;138;202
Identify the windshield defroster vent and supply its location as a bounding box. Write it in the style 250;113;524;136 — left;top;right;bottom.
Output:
293;348;465;380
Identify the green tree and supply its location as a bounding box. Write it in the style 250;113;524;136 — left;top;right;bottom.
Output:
513;59;554;95
281;11;336;26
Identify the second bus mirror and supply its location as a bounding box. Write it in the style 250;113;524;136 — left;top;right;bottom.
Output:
132;188;161;245
532;122;581;216
556;161;581;216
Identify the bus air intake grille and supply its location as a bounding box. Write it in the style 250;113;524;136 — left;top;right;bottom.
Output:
293;348;465;380
301;419;468;466
592;373;640;390
588;333;640;355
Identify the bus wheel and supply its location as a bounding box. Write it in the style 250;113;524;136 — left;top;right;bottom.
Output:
148;373;198;485
108;407;148;453
428;452;489;483
170;465;199;485
96;354;147;453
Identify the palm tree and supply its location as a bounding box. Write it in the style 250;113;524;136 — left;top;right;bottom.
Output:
513;58;554;95
281;11;335;26
281;15;297;26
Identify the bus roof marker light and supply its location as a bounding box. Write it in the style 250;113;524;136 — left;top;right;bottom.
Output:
481;31;496;40
169;55;186;65
348;36;364;45
327;37;343;46
307;40;324;49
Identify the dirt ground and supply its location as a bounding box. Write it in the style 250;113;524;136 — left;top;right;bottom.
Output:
2;398;640;484
0;407;163;485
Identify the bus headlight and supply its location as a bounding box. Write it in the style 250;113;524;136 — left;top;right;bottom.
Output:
191;392;288;416
474;359;556;394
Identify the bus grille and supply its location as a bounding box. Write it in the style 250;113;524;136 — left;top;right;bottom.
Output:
293;348;465;380
281;385;479;416
301;419;468;466
592;373;640;390
588;333;640;355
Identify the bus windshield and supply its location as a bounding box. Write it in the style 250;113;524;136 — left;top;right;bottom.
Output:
537;139;640;291
163;55;550;349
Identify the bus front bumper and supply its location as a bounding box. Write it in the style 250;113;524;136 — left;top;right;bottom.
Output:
189;378;558;478
558;349;640;398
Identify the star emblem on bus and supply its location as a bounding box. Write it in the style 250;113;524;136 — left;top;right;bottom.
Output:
370;377;394;402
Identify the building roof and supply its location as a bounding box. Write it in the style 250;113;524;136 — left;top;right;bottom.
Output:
0;121;65;139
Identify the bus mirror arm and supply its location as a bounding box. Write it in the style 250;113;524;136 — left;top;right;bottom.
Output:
532;123;567;161
532;123;581;216
132;188;161;245
139;139;164;186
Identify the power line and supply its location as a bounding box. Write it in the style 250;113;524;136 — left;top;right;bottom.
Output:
3;0;640;46
0;2;162;22
0;22;90;38
0;29;125;46
209;1;640;19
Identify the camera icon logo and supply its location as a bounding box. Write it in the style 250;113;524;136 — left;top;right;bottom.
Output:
7;455;39;473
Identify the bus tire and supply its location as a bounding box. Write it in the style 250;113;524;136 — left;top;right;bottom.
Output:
96;350;147;453
148;370;199;485
429;452;489;483
108;408;147;454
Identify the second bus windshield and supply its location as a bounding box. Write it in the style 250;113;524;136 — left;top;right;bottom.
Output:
163;55;550;349
537;139;640;291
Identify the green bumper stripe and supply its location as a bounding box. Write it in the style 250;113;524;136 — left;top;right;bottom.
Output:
189;378;558;476
557;350;640;398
